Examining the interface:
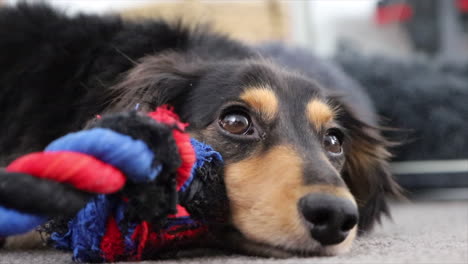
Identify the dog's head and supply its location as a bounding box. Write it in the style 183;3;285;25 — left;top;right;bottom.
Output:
110;52;401;256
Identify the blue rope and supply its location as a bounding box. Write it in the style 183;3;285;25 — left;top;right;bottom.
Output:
45;128;161;183
51;195;112;263
179;139;223;192
0;206;46;236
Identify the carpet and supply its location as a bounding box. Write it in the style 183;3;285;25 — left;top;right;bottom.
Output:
1;201;467;264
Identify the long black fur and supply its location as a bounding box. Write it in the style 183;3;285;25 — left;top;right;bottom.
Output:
0;3;251;165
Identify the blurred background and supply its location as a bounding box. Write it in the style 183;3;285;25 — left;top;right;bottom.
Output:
5;0;468;58
2;0;468;200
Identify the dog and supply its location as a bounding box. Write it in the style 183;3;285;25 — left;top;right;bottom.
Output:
0;4;401;257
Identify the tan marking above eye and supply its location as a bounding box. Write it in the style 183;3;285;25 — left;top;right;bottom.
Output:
240;87;278;121
307;99;336;130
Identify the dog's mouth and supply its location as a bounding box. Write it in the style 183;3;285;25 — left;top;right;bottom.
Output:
217;227;331;258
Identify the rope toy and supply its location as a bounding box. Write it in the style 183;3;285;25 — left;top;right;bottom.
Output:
0;106;226;262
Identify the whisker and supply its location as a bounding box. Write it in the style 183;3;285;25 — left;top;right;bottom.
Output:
113;46;138;65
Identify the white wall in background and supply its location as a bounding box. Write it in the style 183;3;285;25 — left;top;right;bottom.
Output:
288;0;413;58
289;0;375;51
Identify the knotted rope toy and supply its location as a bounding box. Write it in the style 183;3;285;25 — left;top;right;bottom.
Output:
0;106;227;262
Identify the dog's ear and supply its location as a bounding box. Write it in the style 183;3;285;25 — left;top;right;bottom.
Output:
336;102;402;233
108;52;204;114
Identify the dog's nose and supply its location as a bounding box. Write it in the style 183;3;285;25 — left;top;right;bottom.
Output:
299;193;358;246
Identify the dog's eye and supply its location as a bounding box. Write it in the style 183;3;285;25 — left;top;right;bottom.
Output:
219;112;251;135
323;129;343;154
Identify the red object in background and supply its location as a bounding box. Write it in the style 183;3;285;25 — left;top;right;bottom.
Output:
457;0;468;13
375;3;413;25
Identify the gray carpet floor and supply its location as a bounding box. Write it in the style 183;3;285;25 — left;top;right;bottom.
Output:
1;201;467;264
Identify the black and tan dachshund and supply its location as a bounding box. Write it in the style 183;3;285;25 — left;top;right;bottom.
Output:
0;4;401;257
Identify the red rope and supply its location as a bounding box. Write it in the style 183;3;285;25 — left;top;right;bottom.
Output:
131;221;150;260
6;151;126;194
100;216;125;262
147;106;196;191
